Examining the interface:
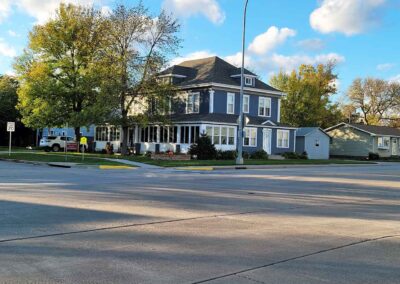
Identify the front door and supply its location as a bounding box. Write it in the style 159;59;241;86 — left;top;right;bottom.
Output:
392;138;398;156
263;129;272;154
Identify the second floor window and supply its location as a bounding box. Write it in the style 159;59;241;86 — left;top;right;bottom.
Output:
227;93;235;114
243;95;249;113
258;97;271;117
187;93;200;113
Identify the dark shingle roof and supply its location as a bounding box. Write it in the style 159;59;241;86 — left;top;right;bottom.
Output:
161;56;281;93
168;113;293;128
348;124;400;136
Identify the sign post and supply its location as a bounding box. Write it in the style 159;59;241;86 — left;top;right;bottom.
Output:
80;137;87;161
7;122;15;156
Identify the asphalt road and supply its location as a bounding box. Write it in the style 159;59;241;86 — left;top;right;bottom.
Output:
0;161;399;283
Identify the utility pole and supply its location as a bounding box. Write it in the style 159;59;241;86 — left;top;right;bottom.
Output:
236;0;249;165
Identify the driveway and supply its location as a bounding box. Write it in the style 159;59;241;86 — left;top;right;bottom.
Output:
0;161;399;283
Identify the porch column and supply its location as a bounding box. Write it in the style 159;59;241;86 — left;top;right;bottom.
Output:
134;125;139;143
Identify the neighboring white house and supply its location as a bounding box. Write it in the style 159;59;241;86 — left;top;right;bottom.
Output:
295;127;330;160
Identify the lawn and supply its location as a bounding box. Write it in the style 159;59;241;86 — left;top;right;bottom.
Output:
0;152;134;167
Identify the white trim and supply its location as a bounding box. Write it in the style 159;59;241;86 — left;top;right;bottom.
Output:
227;92;235;114
293;129;297;152
258;97;271;117
243;94;250;113
277;99;281;123
177;82;284;96
261;120;276;126
209;89;214;113
158;74;187;78
277;129;290;149
230;74;257;78
186;92;200;114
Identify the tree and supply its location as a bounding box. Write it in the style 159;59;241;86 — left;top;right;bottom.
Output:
270;63;343;128
15;3;110;142
188;133;217;160
347;78;400;125
0;75;19;125
103;3;180;155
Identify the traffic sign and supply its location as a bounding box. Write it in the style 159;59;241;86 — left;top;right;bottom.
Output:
80;136;87;145
7;122;15;132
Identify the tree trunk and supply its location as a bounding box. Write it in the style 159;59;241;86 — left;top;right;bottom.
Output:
121;125;129;155
74;127;81;152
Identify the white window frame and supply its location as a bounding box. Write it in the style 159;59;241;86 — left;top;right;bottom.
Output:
227;93;235;114
243;95;250;113
205;125;236;146
258;97;271;117
186;92;200;114
245;77;253;86
243;127;257;147
377;136;390;149
277;129;290;149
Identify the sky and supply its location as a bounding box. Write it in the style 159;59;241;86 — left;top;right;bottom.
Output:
1;0;400;101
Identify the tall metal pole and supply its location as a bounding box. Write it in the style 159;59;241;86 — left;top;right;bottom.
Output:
236;0;249;165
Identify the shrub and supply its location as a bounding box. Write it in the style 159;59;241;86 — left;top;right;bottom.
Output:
188;134;217;160
145;151;152;158
282;152;308;160
217;150;237;160
368;152;380;160
242;151;250;159
250;150;269;160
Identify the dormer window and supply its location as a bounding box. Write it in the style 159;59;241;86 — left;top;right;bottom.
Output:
245;76;253;86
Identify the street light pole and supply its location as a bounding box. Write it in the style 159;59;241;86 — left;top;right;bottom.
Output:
236;0;249;165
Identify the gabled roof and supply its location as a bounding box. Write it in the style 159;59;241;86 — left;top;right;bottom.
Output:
296;127;330;138
325;123;400;137
160;56;281;94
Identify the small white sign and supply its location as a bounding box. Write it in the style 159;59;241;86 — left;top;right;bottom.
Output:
7;122;15;132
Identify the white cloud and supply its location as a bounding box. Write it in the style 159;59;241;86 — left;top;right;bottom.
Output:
310;0;386;36
296;38;325;51
8;30;18;37
224;52;254;69
0;0;11;22
5;70;16;76
248;26;296;55
100;5;111;16
377;63;396;71
163;0;225;25
262;53;345;74
0;0;97;24
169;50;216;66
0;39;17;57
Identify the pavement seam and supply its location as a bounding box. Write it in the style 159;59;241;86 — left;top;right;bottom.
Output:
0;209;270;244
236;275;267;284
192;233;400;284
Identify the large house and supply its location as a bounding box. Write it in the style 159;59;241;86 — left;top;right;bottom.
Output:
43;57;297;155
326;123;400;158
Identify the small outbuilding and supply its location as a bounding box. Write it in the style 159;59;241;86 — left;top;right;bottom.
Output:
295;127;330;160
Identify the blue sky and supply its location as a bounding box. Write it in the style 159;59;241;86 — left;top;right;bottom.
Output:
1;0;400;101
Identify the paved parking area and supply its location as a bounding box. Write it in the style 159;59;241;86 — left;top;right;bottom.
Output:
0;161;399;283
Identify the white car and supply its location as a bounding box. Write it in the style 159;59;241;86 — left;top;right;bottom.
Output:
39;136;77;152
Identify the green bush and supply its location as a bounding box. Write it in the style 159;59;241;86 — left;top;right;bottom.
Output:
282;152;308;160
217;150;237;160
250;150;269;160
188;134;217;160
368;152;380;160
242;151;250;159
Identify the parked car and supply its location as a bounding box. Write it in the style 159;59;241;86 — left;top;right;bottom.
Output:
39;136;77;152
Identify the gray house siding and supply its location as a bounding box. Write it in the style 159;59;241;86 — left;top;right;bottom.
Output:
303;130;330;159
329;126;372;157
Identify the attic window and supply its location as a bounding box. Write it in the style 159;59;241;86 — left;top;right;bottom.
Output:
245;77;253;86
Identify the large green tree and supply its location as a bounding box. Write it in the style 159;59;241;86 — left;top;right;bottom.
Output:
0;75;19;126
15;3;110;141
270;63;343;128
103;4;180;155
